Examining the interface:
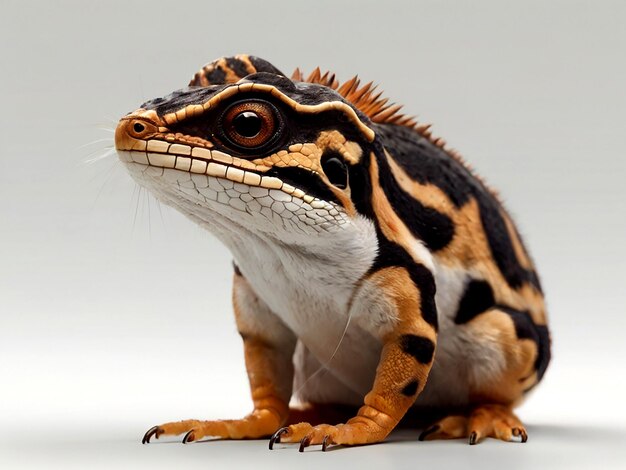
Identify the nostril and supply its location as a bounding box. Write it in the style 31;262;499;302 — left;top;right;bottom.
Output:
116;116;156;150
133;122;146;133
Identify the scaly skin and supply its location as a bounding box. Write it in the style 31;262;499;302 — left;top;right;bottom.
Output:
115;54;551;451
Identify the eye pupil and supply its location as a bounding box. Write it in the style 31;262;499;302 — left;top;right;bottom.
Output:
133;122;145;133
232;111;262;138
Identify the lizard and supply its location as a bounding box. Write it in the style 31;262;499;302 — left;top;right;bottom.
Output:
114;54;551;451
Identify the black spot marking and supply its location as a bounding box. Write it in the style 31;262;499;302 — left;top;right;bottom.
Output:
205;66;227;84
401;380;419;397
534;325;551;381
455;280;496;324
264;166;340;206
372;239;438;329
376;124;542;292
233;262;242;277
399;334;435;364
409;264;438;328
478;203;542;292
498;306;551;381
499;306;536;339
347;149;374;216
225;57;251;79
375;151;455;251
321;151;348;189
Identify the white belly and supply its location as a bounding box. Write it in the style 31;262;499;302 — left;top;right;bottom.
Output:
229;213;383;400
124;164;503;408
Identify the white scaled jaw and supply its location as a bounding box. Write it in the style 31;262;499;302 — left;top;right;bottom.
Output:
116;143;312;200
116;145;349;236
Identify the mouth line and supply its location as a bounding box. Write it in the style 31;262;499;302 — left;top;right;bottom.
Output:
117;144;314;203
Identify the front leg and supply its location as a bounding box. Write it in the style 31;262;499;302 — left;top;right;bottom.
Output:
143;266;297;443
273;265;437;451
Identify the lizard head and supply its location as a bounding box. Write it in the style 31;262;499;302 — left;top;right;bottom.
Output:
115;55;416;242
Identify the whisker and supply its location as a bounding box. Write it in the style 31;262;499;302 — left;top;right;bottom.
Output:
77;138;114;150
84;147;116;165
84;144;114;156
293;310;353;397
131;185;140;233
86;153;118;185
91;160;120;209
136;187;145;234
92;116;119;132
93;116;121;126
156;198;165;226
146;189;152;241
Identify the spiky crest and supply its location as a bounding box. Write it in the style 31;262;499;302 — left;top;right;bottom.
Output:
291;66;499;200
292;67;466;156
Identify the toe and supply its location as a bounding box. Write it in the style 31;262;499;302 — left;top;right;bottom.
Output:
419;416;468;441
182;430;195;444
520;428;528;443
512;426;528;443
298;435;312;452
142;426;162;444
273;422;315;444
418;425;440;441
269;427;289;450
268;420;386;450
322;435;332;452
298;425;337;452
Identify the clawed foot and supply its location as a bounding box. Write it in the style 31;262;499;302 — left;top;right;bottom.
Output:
418;404;528;445
269;425;334;452
141;409;282;444
142;405;528;449
141;420;212;444
141;424;206;444
269;420;385;452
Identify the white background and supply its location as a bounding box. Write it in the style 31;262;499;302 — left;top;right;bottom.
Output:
1;1;625;468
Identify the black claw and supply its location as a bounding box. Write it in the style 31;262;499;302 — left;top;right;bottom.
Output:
511;427;528;443
418;424;440;441
298;436;311;453
142;426;160;444
469;431;478;445
321;435;331;452
182;430;195;444
269;427;288;450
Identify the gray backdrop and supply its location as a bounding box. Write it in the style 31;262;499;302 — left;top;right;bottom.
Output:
1;1;625;468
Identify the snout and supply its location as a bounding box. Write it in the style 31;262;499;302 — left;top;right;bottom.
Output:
114;109;162;152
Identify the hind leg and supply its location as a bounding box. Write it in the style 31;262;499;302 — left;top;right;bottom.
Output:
417;305;548;445
419;404;527;444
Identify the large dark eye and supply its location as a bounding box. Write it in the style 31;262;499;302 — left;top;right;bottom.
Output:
221;100;277;149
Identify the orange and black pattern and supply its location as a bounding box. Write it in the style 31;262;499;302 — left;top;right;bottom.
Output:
116;54;551;450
